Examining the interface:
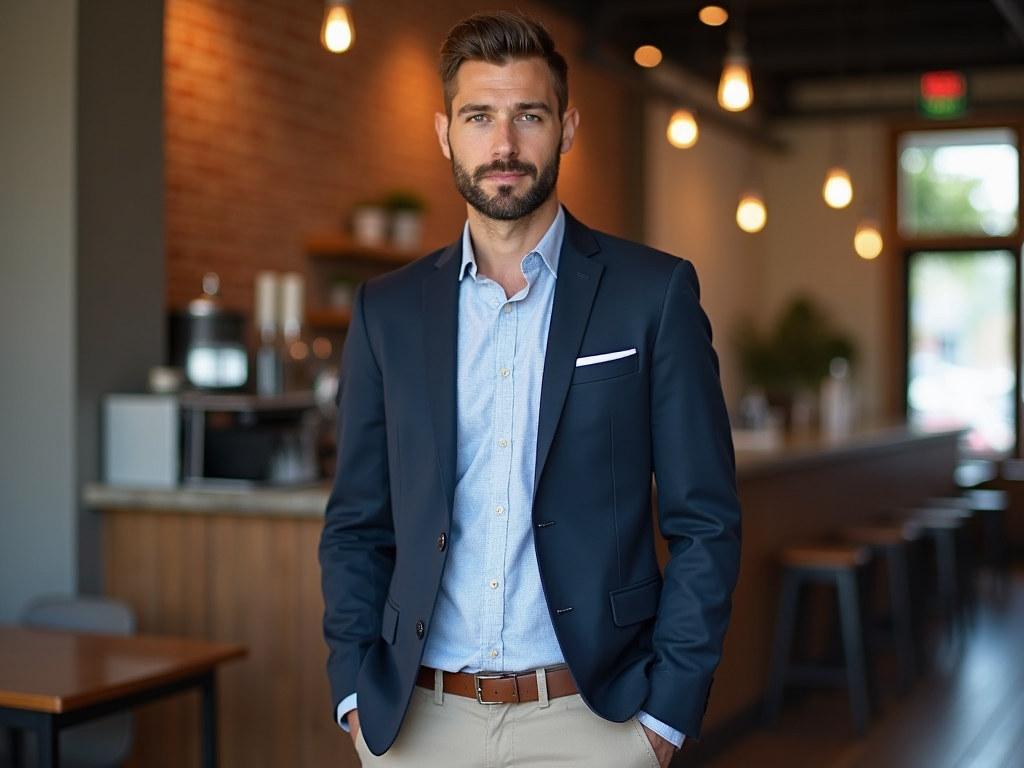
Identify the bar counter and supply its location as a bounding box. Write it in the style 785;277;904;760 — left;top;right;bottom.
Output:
85;424;960;766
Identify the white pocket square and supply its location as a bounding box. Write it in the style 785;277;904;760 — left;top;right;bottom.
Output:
575;348;637;367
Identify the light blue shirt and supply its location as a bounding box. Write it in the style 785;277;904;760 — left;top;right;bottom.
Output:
339;206;682;748
421;208;564;674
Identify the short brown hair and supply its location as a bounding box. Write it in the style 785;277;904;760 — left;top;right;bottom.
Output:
438;11;569;119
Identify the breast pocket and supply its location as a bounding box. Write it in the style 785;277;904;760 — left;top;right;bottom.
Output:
571;352;639;385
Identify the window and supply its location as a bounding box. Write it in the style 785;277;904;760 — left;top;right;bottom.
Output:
897;126;1022;456
898;128;1018;238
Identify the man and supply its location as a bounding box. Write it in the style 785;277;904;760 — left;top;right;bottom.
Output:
319;10;741;767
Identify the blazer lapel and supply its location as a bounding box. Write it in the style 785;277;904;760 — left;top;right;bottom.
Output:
422;241;462;520
535;213;604;485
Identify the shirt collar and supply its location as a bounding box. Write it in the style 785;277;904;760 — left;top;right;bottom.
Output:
459;205;565;282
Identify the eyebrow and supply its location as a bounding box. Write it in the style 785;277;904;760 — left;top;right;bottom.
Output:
456;101;554;117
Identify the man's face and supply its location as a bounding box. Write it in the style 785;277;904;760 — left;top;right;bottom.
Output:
435;58;578;222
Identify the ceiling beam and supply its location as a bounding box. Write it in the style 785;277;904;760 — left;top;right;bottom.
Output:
990;0;1024;43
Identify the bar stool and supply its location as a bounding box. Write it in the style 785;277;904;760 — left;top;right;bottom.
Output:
894;506;972;647
957;488;1010;592
843;521;922;693
763;543;874;737
996;458;1024;571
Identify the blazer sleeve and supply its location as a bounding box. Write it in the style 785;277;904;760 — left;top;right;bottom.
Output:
319;281;396;712
644;259;742;737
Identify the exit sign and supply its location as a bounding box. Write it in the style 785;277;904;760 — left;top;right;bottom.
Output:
918;70;968;119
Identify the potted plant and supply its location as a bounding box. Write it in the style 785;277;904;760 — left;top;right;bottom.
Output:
383;190;428;250
349;199;389;247
733;295;856;428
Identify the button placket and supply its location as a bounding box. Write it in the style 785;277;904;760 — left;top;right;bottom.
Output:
479;288;517;670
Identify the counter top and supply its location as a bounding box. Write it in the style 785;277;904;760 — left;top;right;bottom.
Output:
86;424;956;517
734;423;962;479
83;481;330;517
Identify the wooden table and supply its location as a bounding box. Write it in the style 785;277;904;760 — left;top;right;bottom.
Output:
0;625;245;767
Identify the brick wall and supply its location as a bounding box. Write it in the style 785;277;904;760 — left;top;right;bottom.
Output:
165;0;632;320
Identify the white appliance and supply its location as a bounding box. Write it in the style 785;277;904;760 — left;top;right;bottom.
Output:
103;394;180;487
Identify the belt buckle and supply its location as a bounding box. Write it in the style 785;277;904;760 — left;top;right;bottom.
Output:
474;672;516;704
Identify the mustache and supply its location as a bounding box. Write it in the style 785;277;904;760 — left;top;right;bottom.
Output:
472;159;538;183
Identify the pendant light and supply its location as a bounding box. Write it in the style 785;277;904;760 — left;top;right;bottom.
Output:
853;126;883;260
736;190;767;233
666;108;699;149
634;45;663;68
853;218;883;260
321;0;354;53
718;2;752;112
718;36;752;111
822;165;853;209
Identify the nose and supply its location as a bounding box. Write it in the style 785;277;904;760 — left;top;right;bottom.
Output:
492;119;517;159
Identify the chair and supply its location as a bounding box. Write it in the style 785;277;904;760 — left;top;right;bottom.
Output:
18;595;136;768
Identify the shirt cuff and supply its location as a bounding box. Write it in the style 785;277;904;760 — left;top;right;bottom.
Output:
336;693;358;731
637;710;686;749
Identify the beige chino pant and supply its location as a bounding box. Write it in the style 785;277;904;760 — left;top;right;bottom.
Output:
355;676;660;768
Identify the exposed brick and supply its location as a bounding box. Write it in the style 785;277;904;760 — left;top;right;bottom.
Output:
166;0;629;321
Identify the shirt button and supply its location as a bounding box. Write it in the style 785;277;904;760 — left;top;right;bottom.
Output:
415;620;425;639
489;649;498;658
499;438;508;448
491;300;500;309
437;532;447;551
500;368;510;378
490;579;498;589
496;505;504;515
504;304;512;314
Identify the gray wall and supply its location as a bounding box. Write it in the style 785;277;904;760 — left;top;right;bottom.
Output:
0;0;164;622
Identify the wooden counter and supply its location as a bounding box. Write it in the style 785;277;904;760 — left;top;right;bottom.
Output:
87;425;960;766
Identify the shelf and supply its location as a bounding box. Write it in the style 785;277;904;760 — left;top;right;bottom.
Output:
306;307;352;329
304;234;417;268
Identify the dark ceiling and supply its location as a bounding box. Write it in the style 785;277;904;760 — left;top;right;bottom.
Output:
534;0;1024;122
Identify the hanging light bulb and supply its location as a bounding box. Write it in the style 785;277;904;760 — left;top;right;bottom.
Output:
634;45;663;68
699;5;729;26
718;40;752;111
321;0;354;53
666;109;699;148
736;190;766;233
823;166;853;209
854;218;883;260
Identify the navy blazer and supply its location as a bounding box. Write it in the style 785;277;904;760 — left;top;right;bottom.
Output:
319;210;742;756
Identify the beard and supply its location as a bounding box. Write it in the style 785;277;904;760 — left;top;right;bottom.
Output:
450;149;560;222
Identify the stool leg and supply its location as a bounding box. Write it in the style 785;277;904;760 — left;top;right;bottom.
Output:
983;509;1010;594
763;570;801;727
888;546;917;692
837;570;870;737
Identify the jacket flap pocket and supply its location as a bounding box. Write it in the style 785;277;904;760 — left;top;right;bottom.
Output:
608;575;662;627
381;598;399;644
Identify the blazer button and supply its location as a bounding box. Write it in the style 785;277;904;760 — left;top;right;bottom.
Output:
437;532;447;551
415;620;425;639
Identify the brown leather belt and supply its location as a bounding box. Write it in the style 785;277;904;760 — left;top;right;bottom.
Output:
416;666;577;704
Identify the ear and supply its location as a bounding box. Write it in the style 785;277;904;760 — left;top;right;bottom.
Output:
560;107;580;154
435;112;452;160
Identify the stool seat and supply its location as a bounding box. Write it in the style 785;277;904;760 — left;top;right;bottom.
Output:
844;522;921;547
782;544;871;569
764;541;874;737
